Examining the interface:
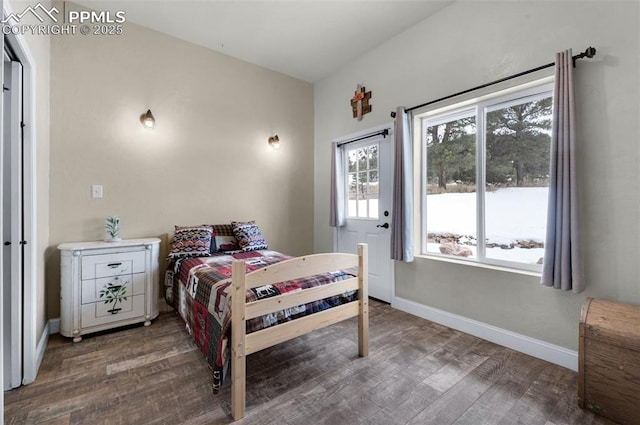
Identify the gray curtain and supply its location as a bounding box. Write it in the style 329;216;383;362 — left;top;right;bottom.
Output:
329;141;346;227
541;49;583;292
391;107;413;262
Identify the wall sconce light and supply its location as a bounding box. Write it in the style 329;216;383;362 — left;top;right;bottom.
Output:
140;109;155;129
268;134;280;149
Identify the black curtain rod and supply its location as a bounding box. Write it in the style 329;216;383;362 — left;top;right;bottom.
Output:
391;46;596;118
337;128;389;147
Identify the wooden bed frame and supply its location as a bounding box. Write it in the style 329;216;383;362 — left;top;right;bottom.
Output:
230;243;369;420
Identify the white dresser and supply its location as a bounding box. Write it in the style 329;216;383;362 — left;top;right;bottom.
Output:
58;238;160;342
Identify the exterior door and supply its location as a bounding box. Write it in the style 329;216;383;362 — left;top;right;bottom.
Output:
336;126;393;302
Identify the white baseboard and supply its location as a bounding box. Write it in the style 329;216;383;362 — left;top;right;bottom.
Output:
26;320;51;385
49;317;60;334
392;296;578;371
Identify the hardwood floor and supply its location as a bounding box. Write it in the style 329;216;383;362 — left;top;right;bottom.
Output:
5;301;617;425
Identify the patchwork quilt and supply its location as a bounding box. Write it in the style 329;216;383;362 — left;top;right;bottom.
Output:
165;249;357;392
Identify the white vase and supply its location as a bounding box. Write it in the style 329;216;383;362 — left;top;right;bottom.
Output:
105;216;121;242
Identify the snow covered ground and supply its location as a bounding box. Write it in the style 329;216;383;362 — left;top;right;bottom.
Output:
426;187;548;265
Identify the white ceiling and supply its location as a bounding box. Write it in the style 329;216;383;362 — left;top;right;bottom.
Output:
73;1;453;82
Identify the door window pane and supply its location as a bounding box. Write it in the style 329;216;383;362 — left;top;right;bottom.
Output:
368;170;379;219
357;170;367;217
346;143;379;219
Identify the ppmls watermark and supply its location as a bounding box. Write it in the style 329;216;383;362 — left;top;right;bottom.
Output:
2;2;126;36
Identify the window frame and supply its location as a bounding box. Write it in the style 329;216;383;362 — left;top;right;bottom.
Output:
417;78;554;272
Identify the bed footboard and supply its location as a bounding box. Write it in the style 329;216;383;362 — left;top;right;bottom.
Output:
230;243;368;420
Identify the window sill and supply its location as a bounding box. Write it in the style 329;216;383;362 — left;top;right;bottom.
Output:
413;253;542;277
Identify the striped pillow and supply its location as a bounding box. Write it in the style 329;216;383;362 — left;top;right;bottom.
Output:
231;221;268;252
168;225;213;259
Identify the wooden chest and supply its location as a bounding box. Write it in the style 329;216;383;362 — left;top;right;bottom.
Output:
579;297;640;425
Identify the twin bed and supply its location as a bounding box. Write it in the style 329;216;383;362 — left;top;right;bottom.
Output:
164;223;369;420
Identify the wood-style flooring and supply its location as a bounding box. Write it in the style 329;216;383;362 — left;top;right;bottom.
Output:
4;300;618;425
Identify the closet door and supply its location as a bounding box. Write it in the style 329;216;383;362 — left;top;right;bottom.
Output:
2;57;23;390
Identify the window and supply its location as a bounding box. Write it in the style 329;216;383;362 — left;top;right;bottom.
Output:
346;143;379;219
419;81;553;271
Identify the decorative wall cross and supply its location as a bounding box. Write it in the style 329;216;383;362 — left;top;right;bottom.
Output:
350;84;372;120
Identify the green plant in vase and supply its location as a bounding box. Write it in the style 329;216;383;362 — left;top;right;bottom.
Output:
105;216;121;242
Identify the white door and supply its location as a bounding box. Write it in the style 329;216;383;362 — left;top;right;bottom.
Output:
0;18;4;422
2;57;23;390
336;126;394;302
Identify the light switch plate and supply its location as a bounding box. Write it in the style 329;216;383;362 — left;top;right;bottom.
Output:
92;185;103;198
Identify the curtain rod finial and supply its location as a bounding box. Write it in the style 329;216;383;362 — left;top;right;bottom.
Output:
585;46;596;58
390;111;396;118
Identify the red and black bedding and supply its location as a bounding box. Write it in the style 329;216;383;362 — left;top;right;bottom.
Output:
164;222;357;392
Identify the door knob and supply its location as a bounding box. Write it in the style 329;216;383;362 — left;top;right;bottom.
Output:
376;223;389;229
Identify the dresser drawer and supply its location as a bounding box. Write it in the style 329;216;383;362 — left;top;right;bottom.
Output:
81;251;146;280
81;294;145;328
81;273;145;304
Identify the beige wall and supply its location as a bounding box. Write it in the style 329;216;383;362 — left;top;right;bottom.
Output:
314;1;640;350
48;3;314;318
